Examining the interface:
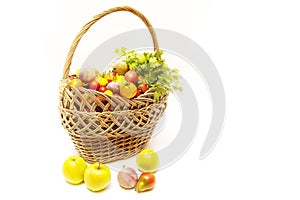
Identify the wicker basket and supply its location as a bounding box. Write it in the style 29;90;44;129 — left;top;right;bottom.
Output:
58;6;168;164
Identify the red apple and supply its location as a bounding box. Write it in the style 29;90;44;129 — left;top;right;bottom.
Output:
89;80;100;91
124;70;138;84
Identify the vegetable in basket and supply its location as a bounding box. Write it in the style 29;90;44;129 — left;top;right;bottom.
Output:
114;47;182;102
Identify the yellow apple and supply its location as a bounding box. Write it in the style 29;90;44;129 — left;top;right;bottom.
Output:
95;76;108;86
136;149;159;173
115;75;126;84
62;156;87;184
84;163;111;192
69;78;83;88
104;90;113;96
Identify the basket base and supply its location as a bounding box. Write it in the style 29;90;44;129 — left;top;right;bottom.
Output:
71;134;151;164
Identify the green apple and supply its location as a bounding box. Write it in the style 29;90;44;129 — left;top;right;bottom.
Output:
136;149;159;173
62;156;87;184
84;163;111;192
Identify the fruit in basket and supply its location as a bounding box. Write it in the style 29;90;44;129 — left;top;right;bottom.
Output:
62;156;87;184
106;82;120;94
138;83;149;93
112;61;128;75
89;80;100;91
79;68;97;83
98;86;107;93
135;90;141;97
124;70;138;84
104;71;117;82
136;149;159;172
69;78;83;88
95;76;108;86
120;81;137;99
115;75;126;84
77;68;99;77
115;48;182;102
108;105;114;111
69;74;77;80
84;163;111;192
117;166;138;189
104;90;113;96
135;172;156;193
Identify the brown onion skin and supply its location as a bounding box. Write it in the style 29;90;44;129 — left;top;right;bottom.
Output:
117;167;138;189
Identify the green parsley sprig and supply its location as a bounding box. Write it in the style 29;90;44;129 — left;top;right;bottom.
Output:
115;47;182;102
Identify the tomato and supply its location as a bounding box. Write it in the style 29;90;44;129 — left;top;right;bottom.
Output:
137;83;148;93
98;86;107;93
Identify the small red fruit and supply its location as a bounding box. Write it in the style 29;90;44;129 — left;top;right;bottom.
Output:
89;80;100;91
138;83;148;93
135;90;141;97
108;105;114;111
98;86;107;93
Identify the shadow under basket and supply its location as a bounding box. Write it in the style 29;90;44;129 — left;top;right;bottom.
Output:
58;6;168;163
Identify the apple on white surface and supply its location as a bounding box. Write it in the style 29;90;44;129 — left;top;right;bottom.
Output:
136;149;160;172
84;163;111;192
62;156;87;184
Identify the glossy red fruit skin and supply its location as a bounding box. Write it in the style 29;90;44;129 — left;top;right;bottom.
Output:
135;90;141;98
89;80;100;91
137;83;148;93
98;86;107;93
124;70;138;84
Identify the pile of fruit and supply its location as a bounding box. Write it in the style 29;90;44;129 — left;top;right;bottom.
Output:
68;48;181;103
62;149;159;193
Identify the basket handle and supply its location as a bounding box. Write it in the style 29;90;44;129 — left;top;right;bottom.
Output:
62;6;159;79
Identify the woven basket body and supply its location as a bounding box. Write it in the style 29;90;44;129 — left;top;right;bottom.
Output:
58;6;168;163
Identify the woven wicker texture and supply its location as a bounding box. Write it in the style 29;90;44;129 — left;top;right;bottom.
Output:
58;6;168;163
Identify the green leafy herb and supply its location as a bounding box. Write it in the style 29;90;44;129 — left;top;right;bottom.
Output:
115;47;182;102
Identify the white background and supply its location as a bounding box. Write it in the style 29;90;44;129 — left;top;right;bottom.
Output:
0;0;299;199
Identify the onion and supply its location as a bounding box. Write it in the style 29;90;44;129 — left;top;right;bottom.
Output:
117;166;138;189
